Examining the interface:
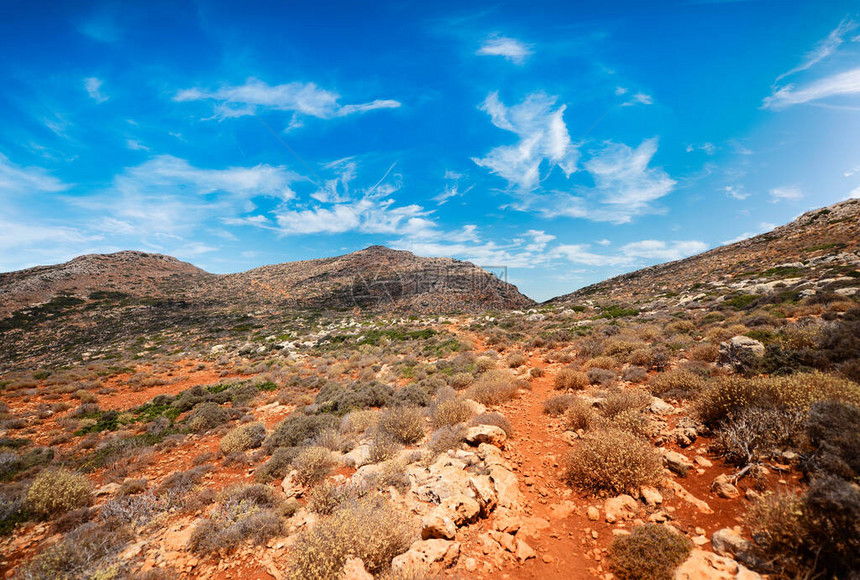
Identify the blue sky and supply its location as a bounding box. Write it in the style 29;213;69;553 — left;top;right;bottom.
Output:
1;0;859;301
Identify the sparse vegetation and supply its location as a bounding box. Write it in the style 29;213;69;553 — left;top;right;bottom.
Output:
609;524;692;580
564;429;662;496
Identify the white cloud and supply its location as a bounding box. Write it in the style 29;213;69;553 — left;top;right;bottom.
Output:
84;77;108;103
273;197;430;236
848;185;860;199
845;166;859;177
686;142;716;154
552;239;706;267
595;239;611;246
578;138;675;222
0;153;69;198
764;67;860;109
724;185;749;200
75;155;301;237
175;78;401;120
477;36;533;64
472;92;579;191
769;185;803;202
619;239;707;261
126;139;150;151
775;18;858;83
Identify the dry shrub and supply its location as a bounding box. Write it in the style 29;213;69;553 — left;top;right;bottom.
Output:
287;497;415;579
600;389;651;419
608;409;651;439
609;524;692;580
628;349;652;368
292;446;336;487
475;356;496;372
554;367;589;390
220;422;266;455
648;369;706;400
583;356;617;370
689;342;719;362
564;399;601;432
449;372;474;389
27;468;92;516
340;410;379;435
587;367;617;386
430;399;472;429
377;407;424;445
254;447;300;483
506;352;527;368
696;371;860;427
266;413;339;450
187;402;231;433
529;367;545;378
188;484;283;553
807;400;860;479
470;412;513;438
543;394;576;416
564;429;661;496
427;425;467;454
466;370;520;405
622;366;648;383
17;520;130;580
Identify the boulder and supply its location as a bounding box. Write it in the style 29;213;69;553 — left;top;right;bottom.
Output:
640;486;663;507
674;549;761;580
465;425;507;448
440;495;481;526
282;470;305;499
604;494;638;523
342;557;373;580
421;512;456;540
650;397;675;416
342;444;372;468
515;538;536;562
391;539;460;576
663;450;694;475
718;336;765;371
711;528;751;558
488;465;520;509
711;474;740;499
468;475;497;515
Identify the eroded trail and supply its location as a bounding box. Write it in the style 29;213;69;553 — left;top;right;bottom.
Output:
449;324;603;579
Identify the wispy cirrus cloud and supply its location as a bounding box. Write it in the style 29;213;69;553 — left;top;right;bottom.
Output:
764;67;860;109
175;78;401;121
0;152;69;198
75;155;301;237
775;17;857;83
526;138;675;224
84;77;108;103
764;18;860;109
552;239;706;266
472;91;579;191
769;185;803;202
477;35;533;64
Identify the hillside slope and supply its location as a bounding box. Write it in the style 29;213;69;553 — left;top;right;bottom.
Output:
550;199;860;310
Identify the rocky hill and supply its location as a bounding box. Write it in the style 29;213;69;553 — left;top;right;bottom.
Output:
0;251;213;319
0;245;533;319
550;198;860;311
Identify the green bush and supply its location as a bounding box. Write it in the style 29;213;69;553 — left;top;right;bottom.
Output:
27;469;92;516
609;524;692;580
220;422;266;454
564;429;661;496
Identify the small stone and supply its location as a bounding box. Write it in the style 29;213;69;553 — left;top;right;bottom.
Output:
587;506;600;521
711;474;740;499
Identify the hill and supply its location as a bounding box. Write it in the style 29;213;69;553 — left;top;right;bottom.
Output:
549;198;860;311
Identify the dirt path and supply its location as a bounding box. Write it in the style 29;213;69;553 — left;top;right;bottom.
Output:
449;324;605;579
